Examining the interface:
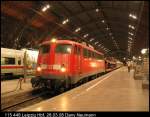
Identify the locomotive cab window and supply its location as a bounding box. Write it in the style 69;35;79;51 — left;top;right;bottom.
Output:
55;44;72;54
40;45;50;54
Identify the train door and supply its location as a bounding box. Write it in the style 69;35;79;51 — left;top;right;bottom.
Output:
17;57;23;75
74;45;81;77
77;46;81;76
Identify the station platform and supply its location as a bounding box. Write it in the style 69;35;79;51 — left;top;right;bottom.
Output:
19;67;149;112
1;77;33;97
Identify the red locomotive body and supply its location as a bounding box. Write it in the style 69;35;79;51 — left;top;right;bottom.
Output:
31;39;105;90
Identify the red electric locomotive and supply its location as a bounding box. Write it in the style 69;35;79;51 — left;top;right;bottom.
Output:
31;38;105;91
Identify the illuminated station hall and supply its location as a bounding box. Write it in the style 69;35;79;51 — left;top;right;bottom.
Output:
1;1;149;112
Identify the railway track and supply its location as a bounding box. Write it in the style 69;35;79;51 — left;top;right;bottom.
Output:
1;88;55;111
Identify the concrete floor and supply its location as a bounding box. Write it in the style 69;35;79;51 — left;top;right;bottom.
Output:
1;77;32;95
19;67;149;112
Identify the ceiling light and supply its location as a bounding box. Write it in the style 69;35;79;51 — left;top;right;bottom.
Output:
62;21;66;24
132;56;136;60
129;13;137;19
132;15;137;19
42;7;47;12
83;34;89;38
102;20;105;23
106;27;109;30
96;8;99;12
129;25;135;29
129;14;132;17
141;48;147;54
90;38;94;42
46;4;50;9
62;19;69;25
75;27;81;32
95;42;99;45
128;40;132;42
66;19;69;22
42;4;50;12
128;32;134;36
128;37;133;40
128;40;132;43
131;26;135;29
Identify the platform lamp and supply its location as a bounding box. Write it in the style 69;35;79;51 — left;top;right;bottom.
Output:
141;48;148;57
141;48;149;64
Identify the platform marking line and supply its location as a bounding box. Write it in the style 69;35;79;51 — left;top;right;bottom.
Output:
72;72;116;99
72;91;86;99
71;69;121;100
85;67;124;92
86;74;113;92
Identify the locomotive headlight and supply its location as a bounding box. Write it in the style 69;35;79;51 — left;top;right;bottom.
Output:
61;67;66;72
37;66;42;72
51;38;57;43
66;47;71;53
60;64;66;72
90;62;97;67
53;64;66;72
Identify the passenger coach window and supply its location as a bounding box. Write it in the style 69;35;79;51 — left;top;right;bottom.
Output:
3;57;15;65
40;45;50;54
55;44;72;54
1;57;5;65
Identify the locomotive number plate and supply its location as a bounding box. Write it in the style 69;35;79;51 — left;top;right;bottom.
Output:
53;65;61;70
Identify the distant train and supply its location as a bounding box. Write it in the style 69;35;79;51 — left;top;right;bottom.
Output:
31;39;122;91
1;48;38;79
